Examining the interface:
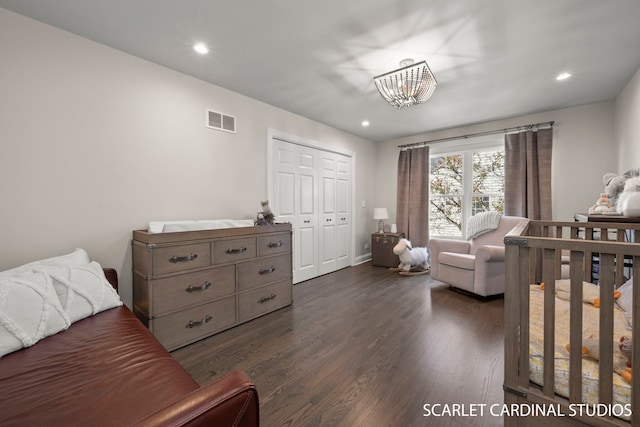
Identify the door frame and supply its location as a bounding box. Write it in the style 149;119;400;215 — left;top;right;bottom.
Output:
267;128;356;272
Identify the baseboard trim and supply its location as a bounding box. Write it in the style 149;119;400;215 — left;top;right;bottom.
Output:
354;253;371;265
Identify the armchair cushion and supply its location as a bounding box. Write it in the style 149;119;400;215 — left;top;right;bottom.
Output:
427;239;471;279
438;253;475;270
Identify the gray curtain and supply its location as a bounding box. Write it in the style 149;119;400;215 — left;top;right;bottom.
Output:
397;146;429;247
504;128;553;219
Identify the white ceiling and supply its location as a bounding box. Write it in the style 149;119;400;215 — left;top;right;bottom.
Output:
2;0;640;142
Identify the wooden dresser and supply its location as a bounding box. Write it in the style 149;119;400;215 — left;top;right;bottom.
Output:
132;224;292;351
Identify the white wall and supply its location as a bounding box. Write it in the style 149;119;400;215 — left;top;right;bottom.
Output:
0;8;377;307
375;102;617;226
615;67;640;171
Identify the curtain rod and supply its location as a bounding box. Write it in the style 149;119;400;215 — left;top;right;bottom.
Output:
397;120;555;150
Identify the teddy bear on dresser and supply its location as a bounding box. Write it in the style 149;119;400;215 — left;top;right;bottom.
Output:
254;200;276;225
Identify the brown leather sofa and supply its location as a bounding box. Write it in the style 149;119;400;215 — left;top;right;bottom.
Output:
0;269;259;426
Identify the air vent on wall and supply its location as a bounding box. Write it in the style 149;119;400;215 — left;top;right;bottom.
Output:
206;109;236;133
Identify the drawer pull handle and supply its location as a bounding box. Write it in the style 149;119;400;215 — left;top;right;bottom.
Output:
170;253;198;263
268;241;284;248
226;246;247;254
186;281;211;293
186;314;212;328
259;294;276;303
259;266;276;275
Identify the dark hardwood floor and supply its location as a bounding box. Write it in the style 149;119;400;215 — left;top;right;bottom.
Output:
171;262;505;427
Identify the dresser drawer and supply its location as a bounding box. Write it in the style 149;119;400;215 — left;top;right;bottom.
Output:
238;279;292;323
150;265;235;316
212;237;256;264
257;232;291;257
152;296;236;351
151;242;211;275
238;253;291;291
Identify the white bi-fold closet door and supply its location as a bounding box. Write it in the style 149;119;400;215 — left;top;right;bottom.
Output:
270;135;352;284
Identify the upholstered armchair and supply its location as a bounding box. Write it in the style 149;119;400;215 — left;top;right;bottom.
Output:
428;215;527;297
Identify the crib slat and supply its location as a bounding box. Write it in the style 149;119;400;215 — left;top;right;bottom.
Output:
598;253;615;405
616;229;625;287
503;242;520;396
568;250;584;403
518;246;531;389
542;248;557;397
585;227;594;283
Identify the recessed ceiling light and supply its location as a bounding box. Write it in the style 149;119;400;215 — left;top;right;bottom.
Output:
193;43;209;55
361;120;370;127
556;72;572;81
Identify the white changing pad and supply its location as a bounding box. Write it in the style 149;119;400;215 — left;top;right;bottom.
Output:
148;219;254;233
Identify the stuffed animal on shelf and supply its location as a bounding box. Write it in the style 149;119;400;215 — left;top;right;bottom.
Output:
255;200;276;226
602;172;628;209
601;168;640;212
588;193;614;214
616;176;640;217
390;238;430;275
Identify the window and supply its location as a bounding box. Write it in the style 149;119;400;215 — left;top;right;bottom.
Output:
429;139;504;238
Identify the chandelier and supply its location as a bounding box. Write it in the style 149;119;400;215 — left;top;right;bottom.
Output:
373;59;437;109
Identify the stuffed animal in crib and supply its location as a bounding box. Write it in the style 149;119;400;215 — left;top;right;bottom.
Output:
617;336;632;383
620;336;632;367
392;238;430;273
542;280;620;307
565;335;632;384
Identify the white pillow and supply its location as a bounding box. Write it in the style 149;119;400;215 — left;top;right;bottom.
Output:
37;262;123;324
0;271;70;357
0;248;90;278
616;276;634;328
617;277;633;312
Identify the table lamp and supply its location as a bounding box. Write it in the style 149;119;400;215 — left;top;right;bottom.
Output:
373;208;389;233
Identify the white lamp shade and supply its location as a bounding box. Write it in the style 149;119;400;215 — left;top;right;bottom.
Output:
373;208;389;220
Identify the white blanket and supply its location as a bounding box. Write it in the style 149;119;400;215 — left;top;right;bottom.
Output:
466;211;502;239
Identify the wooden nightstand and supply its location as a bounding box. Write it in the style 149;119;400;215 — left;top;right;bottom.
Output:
371;232;403;268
